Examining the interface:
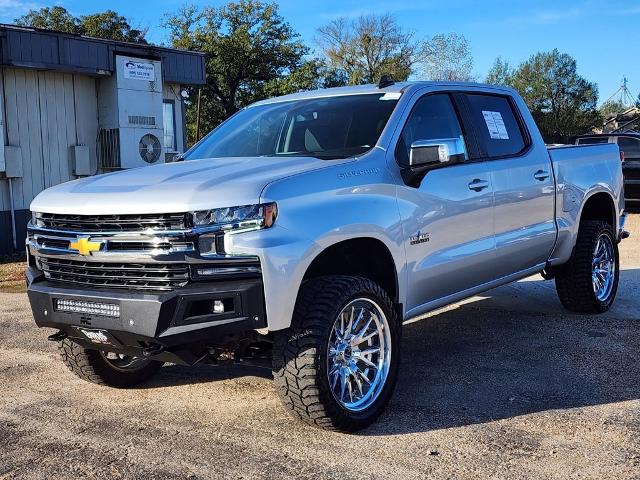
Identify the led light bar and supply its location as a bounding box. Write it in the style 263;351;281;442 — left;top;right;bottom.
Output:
54;299;120;318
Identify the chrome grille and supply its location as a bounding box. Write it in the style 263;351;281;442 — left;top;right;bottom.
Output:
37;213;188;232
38;257;190;291
33;236;193;253
105;241;193;252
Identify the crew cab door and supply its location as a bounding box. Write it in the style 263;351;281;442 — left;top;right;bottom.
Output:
462;93;556;276
393;92;496;314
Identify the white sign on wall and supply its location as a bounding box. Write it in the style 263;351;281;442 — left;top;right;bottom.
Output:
123;61;155;81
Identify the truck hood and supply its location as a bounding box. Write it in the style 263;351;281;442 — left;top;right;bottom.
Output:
30;156;333;215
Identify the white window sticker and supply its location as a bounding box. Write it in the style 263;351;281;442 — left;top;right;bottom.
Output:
482;110;509;140
124;61;155;81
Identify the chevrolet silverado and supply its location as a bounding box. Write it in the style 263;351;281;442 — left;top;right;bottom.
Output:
26;80;628;431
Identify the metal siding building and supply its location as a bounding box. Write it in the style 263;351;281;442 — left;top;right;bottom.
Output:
0;25;206;254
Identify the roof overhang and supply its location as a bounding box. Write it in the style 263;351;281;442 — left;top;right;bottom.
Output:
0;24;206;85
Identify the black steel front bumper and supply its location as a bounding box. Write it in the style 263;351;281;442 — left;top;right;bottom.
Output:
27;267;266;365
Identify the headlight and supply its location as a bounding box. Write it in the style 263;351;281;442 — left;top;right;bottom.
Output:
191;202;277;231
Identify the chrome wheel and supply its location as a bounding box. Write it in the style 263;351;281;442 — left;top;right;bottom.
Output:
100;352;153;372
592;233;615;302
327;298;392;412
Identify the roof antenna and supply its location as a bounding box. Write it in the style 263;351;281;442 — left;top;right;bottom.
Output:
378;75;395;89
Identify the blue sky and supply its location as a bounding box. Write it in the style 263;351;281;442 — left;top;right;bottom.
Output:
2;0;639;104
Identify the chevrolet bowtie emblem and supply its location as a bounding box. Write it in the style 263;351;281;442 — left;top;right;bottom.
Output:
69;237;103;256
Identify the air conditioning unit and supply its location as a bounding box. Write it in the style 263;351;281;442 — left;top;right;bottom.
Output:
97;55;165;169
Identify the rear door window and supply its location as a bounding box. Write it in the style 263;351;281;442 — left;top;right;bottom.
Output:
465;94;528;158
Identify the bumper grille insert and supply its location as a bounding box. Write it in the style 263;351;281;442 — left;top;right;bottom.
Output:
39;257;189;291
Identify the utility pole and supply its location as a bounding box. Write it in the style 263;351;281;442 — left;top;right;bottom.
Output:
195;88;202;142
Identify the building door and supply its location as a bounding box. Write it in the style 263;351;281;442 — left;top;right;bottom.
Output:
2;69;98;208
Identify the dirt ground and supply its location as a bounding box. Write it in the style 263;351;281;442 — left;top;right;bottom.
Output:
0;255;26;293
0;215;638;479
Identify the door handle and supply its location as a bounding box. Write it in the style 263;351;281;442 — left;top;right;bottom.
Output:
534;170;550;181
468;179;489;192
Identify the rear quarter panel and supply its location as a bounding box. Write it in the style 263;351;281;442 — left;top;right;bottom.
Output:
547;143;624;266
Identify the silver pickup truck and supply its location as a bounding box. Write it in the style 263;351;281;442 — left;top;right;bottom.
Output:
27;81;628;431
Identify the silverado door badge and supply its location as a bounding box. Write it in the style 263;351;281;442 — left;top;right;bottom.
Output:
410;231;430;245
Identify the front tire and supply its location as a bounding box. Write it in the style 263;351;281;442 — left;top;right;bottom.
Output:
59;339;163;388
555;220;619;313
273;275;400;432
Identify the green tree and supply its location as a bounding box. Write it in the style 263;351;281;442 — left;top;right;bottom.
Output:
419;33;474;82
599;99;628;118
15;7;147;43
507;49;600;143
316;13;417;85
264;58;346;97
78;11;147;43
164;1;309;142
15;6;77;32
485;56;513;86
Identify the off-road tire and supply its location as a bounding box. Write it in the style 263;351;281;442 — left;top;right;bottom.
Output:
272;275;400;432
59;339;163;388
555;220;619;313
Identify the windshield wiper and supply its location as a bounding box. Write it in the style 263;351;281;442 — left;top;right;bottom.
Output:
262;152;349;160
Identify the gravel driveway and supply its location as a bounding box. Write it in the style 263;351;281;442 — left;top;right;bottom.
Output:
1;215;638;479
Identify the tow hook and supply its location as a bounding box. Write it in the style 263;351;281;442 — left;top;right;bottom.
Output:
47;330;68;342
142;343;165;357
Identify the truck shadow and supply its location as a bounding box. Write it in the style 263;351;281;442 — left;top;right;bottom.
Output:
146;269;639;435
366;268;640;435
144;361;272;387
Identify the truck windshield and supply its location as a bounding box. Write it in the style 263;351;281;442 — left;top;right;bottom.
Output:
185;93;399;160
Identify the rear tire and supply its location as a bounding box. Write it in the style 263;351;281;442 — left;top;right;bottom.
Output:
59;339;163;388
272;275;400;432
555;220;619;313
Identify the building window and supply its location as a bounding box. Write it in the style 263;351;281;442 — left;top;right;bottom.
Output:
163;101;177;152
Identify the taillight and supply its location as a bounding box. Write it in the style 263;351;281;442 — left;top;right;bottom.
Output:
620;150;625;163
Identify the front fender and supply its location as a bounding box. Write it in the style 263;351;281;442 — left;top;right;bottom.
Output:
226;155;405;331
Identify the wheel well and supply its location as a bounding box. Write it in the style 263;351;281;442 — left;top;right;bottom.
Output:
580;192;615;227
303;238;398;303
